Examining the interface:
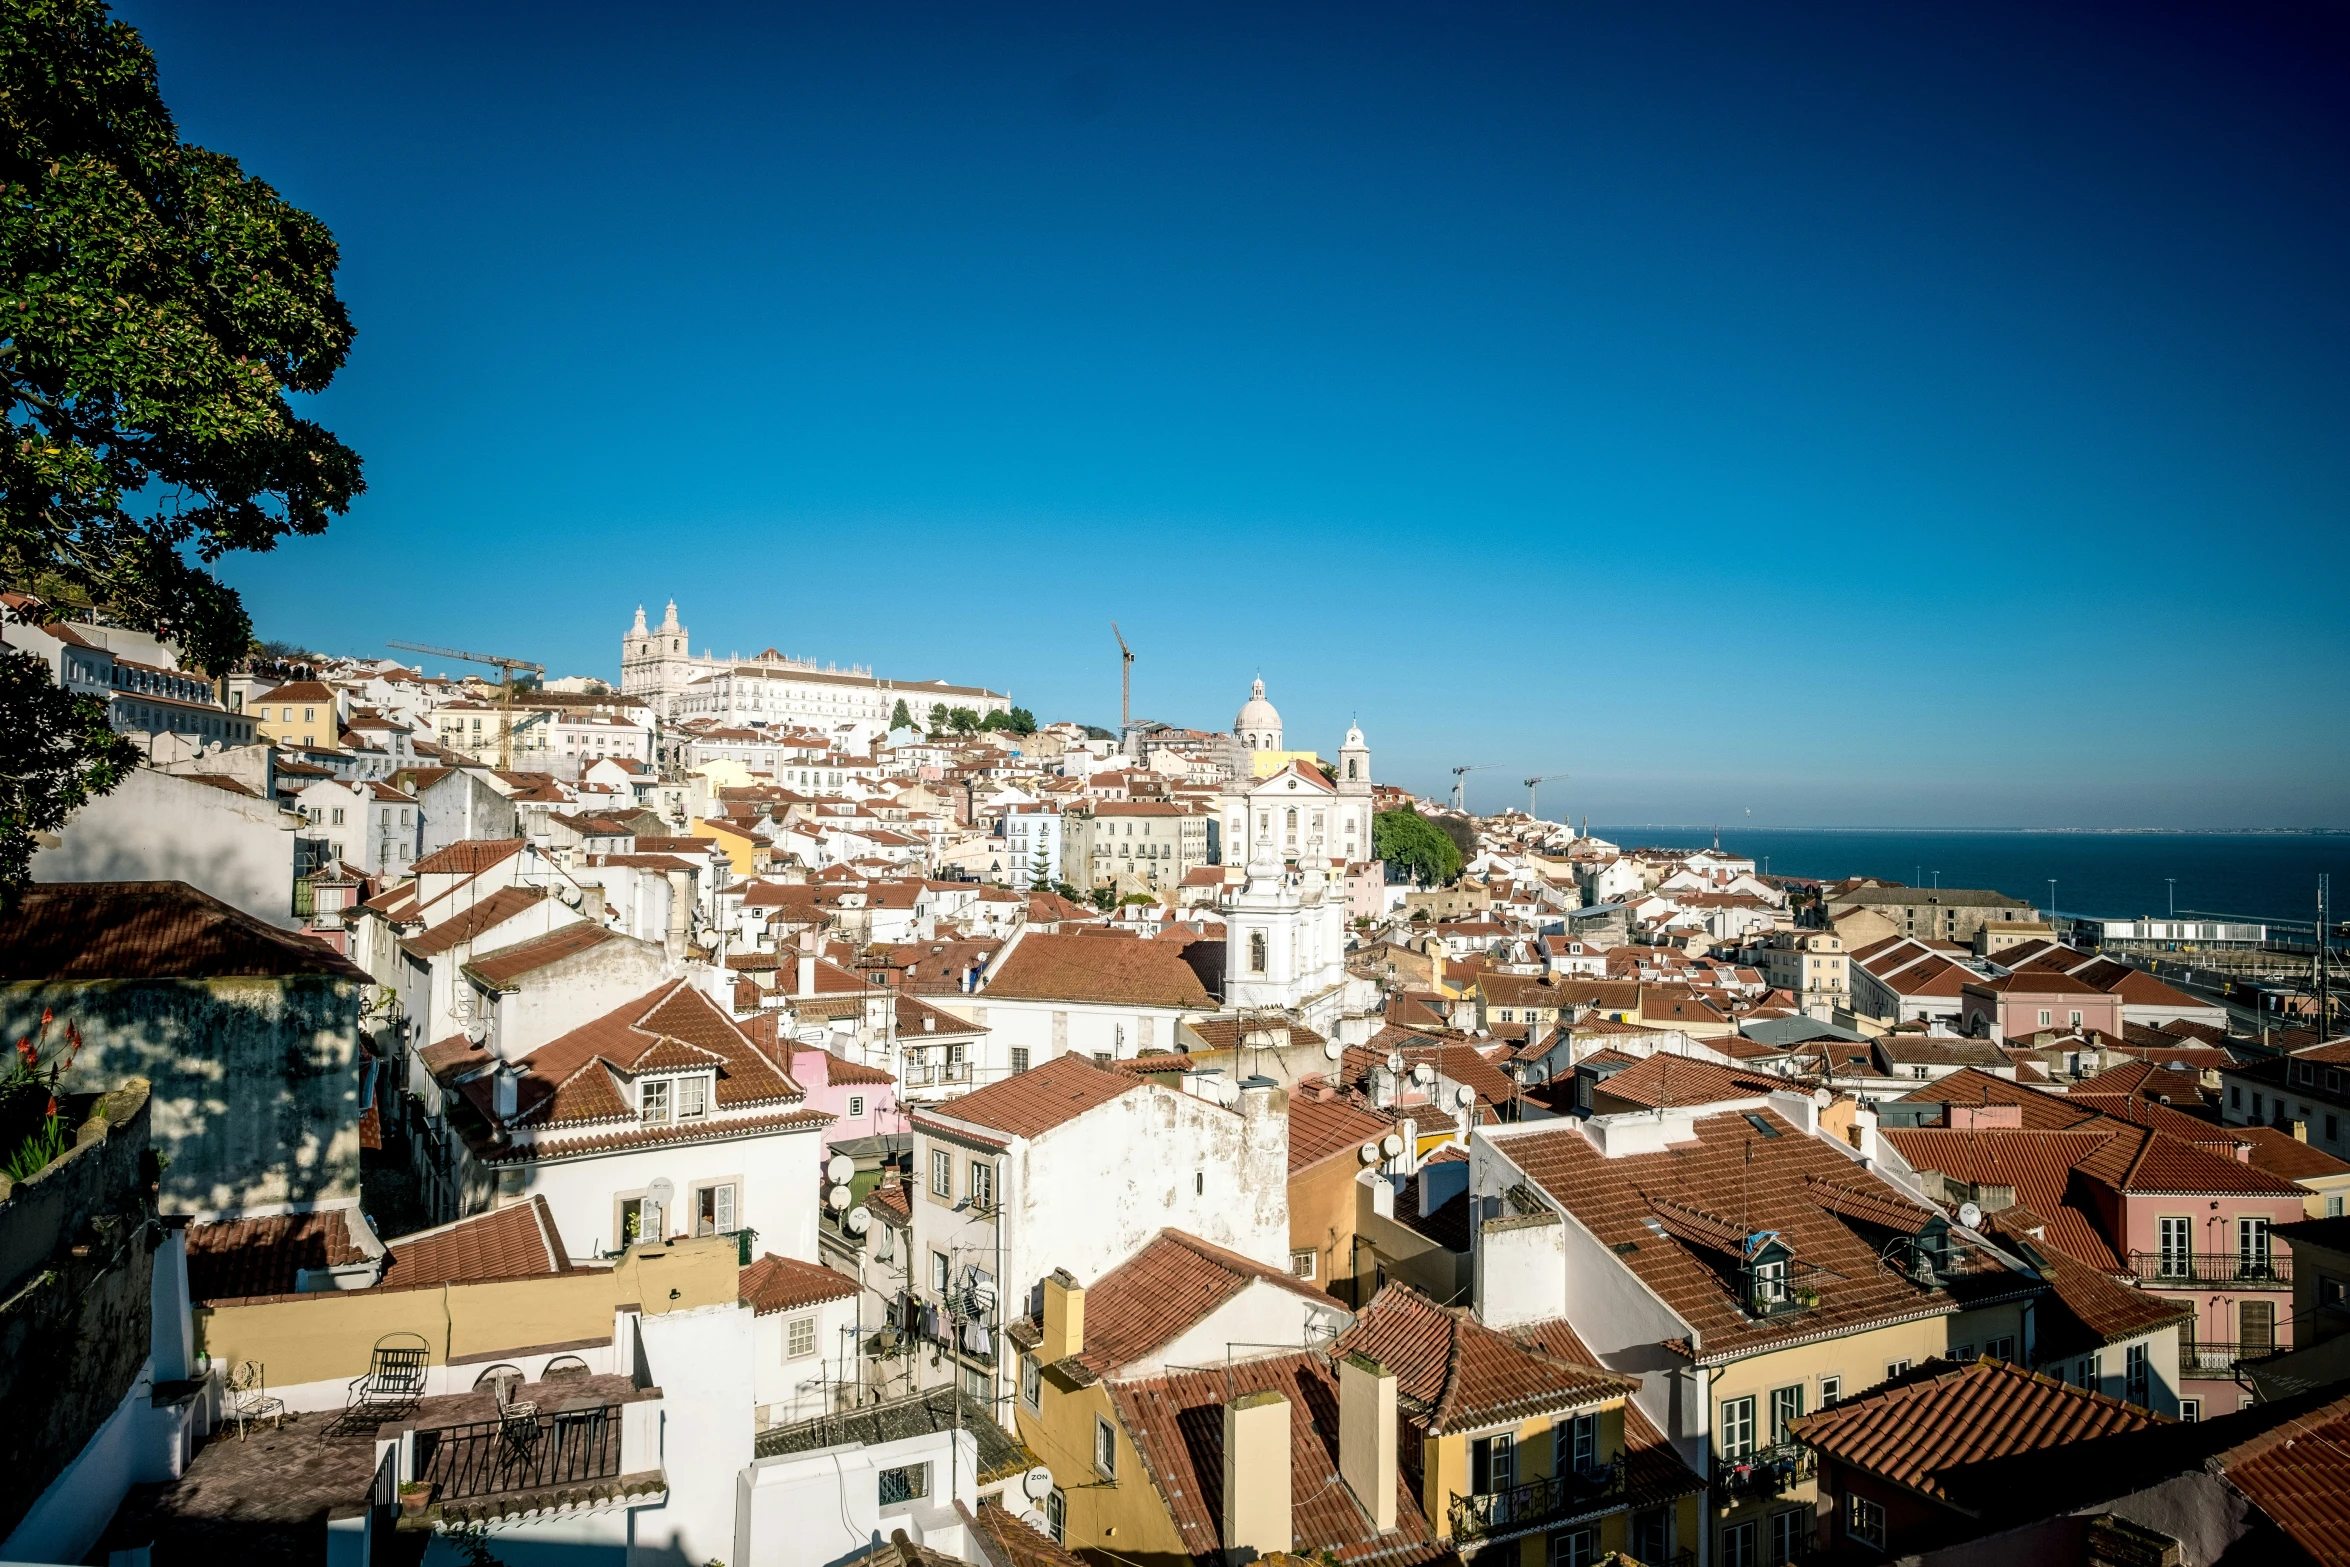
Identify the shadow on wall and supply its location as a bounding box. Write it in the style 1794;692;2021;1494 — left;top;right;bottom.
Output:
0;978;366;1215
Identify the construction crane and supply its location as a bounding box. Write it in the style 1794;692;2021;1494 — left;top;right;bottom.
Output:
388;639;546;771
1450;763;1500;813
1524;774;1567;818
1111;621;1134;735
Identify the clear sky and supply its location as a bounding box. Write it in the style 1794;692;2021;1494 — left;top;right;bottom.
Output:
119;0;2350;828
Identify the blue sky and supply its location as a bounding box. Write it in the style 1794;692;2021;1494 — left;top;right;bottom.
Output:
121;1;2350;828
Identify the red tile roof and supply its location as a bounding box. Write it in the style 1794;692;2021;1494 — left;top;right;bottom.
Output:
401;886;551;958
1107;1351;1450;1567
382;1197;570;1287
504;980;805;1130
914;1053;1138;1144
2236;1124;2350;1181
740;1252;859;1314
186;1211;368;1303
1286;1093;1397;1174
462;921;617;987
2216;1387;2350;1563
985;932;1212;1008
1791;1357;2163;1505
411;838;526;875
1332;1284;1637;1433
1586;1052;1783;1110
1052;1230;1335;1379
0;882;368;982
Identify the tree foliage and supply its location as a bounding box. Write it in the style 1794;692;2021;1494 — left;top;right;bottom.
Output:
1003;706;1036;735
889;698;913;730
1;0;361;896
0;650;135;892
1374;808;1462;888
945;706;980;735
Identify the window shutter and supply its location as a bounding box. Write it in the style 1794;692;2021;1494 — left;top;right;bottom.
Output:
715;1183;737;1232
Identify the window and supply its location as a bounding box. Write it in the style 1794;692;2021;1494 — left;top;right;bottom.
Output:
330;807;346;826
1846;1492;1887;1549
1752;1257;1786;1306
1094;1416;1118;1479
1719;1396;1757;1460
1720;1519;1759;1567
878;1462;928;1506
1952;1342;1976;1361
1021;1354;1042;1408
2323;1275;2349;1311
676;1075;709;1121
639;1079;672;1123
964;1363;990;1399
2125;1343;2149;1407
931;1251;950;1294
970;1160;994;1210
1632;1510;1670;1561
2240;1216;2272;1274
1768;1506;1808;1566
1818;1375;1841;1406
786;1315;816;1359
847;1095;865;1118
1045;1489;1065;1544
695;1182;737;1235
931;1149;952;1198
620;1194;661;1245
1886;1359;1913;1379
1562;1412;1597;1475
2231;1084;2243;1110
2241;1299;2276;1358
1986;1336;2016;1362
1289;1249;1317;1280
2069;1010;2083;1027
2158;1216;2192;1277
1249;930;1268;974
1769;1384;1805;1443
1470;1431;1515;1493
2179;1398;2201;1423
1548;1527;1598;1567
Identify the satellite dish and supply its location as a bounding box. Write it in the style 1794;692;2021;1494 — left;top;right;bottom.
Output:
1454;1085;1474;1108
647;1177;675;1207
1957;1201;1983;1230
827;1185;852;1212
1385;1052;1405;1073
1015;1508;1053;1536
1380;1133;1404;1158
1411;1063;1434;1085
1322;1039;1343;1061
1022;1465;1056;1501
1359;1142;1381;1165
826;1154;855;1185
845;1206;872;1235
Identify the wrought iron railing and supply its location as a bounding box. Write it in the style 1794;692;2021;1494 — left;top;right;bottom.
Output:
2131;1251;2291;1288
1711;1441;1817;1500
2180;1340;2270;1375
413;1404;623;1502
1448;1464;1626;1544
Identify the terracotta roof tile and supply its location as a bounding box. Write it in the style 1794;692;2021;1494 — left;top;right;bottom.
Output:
504;980;805;1130
1055;1230;1336;1379
401;887;552;958
1108;1352;1450;1567
740;1252;859;1314
2216;1388;2350;1563
185;1211;366;1303
382;1197;570;1286
1791;1357;2163;1503
1585;1052;1782;1110
479;1106;832;1164
985;932;1212;1008
411;838;526;875
1332;1284;1638;1433
463;921;615;987
1287;1093;1397;1174
0;882;368;982
914;1054;1138;1144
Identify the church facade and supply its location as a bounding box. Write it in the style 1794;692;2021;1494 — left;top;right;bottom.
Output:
620;600;1011;727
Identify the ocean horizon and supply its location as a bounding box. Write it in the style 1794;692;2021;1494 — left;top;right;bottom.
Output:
1584;826;2349;929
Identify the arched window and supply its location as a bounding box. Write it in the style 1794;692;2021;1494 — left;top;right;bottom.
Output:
1346;759;1357;779
1285;808;1297;830
1248;930;1268;974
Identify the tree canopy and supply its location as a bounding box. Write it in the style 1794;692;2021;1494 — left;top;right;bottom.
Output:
889;698;913;730
1374;808;1463;887
1;0;362;896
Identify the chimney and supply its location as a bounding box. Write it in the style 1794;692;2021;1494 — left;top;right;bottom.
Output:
493;1063;518;1120
1338;1355;1397;1533
2292;1119;2309;1143
664;868;691;960
1221;1391;1292;1561
580;884;607;922
1040;1269;1085;1363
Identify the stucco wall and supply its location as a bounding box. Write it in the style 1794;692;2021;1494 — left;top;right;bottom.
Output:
490;1121;825;1262
0;1082;158;1544
32;766;299;928
0;977;365;1215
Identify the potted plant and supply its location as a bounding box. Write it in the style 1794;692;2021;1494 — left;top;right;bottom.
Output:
399;1482;432;1518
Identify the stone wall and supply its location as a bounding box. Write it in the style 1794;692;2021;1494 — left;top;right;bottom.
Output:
0;1081;158;1542
0;978;365;1214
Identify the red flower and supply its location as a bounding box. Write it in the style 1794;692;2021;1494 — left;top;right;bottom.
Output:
13;1039;32;1067
39;1008;52;1026
43;1096;57;1118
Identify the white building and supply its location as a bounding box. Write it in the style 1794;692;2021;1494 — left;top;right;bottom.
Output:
742;1252;865;1427
621;599;1012;727
293;777;422;878
1220;831;1364;1038
1004;806;1064;890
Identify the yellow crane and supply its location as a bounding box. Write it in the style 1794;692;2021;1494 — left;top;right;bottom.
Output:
387;639;546;771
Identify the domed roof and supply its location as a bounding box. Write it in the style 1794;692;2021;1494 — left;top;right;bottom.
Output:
1343;723;1366;748
1235;677;1282;737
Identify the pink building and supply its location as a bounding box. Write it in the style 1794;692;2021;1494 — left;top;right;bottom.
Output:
1960;969;2123;1041
783;1043;906;1151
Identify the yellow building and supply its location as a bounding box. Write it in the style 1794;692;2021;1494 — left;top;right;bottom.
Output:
251;678;341;751
693;815;765;875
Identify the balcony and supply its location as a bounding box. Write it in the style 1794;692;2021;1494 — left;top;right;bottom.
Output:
1712;1441;1818;1502
2131;1252;2291;1289
413;1402;625;1503
1448;1464;1627;1545
2180;1341;2272;1377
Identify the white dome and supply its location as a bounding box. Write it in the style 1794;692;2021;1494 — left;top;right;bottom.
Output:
1234;677;1282;739
1344;724;1365;748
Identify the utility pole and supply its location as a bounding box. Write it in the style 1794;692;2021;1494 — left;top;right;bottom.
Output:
1110;622;1134;736
387;639;545;770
